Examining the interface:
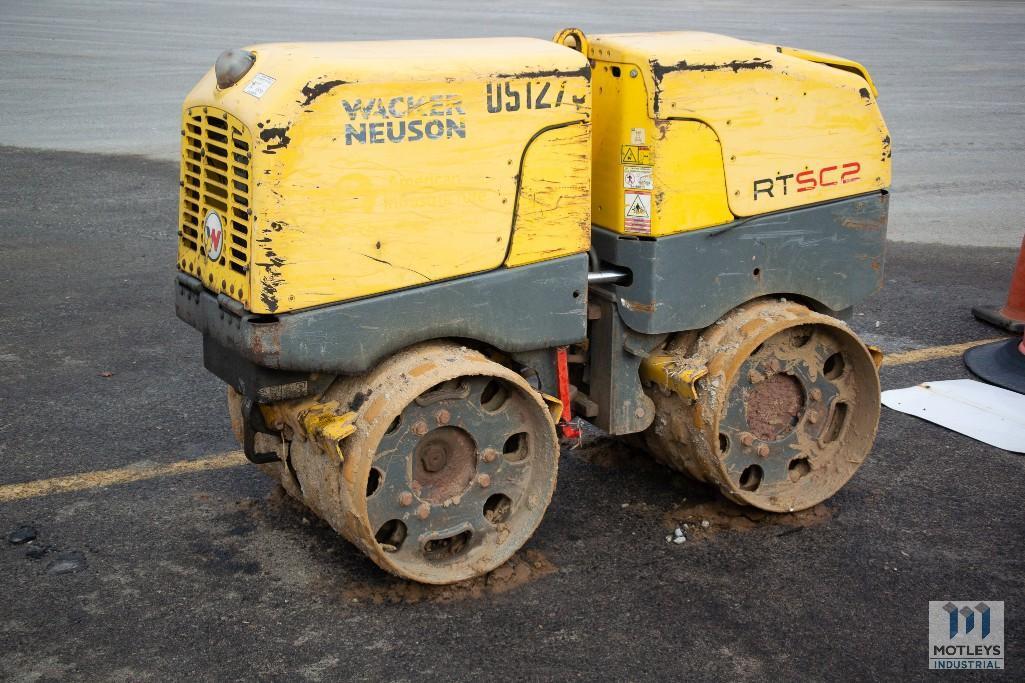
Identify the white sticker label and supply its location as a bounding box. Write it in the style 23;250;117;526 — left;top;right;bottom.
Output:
243;73;276;98
624;165;652;190
624;191;652;235
630;127;646;145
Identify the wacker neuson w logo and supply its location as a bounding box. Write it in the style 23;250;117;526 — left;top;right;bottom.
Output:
929;601;1004;670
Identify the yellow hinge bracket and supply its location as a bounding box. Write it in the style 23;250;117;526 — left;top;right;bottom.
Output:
540;393;564;423
640;353;708;401
867;345;884;370
299;401;357;462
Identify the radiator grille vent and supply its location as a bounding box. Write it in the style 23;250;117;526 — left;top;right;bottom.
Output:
177;106;252;307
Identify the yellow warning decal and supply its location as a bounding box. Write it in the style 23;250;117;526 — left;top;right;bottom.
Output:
624;190;652;235
621;145;652;165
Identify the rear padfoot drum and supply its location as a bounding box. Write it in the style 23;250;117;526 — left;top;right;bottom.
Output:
236;342;560;584
644;300;881;512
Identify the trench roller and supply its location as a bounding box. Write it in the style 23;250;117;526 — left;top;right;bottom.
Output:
175;29;891;583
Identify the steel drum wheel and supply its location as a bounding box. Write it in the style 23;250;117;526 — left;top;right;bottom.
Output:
360;371;557;582
247;342;559;585
645;300;881;512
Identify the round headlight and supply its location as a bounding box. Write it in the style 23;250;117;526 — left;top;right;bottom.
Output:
214;49;256;89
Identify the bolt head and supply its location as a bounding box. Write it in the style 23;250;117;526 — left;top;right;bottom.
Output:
411;420;428;436
477;473;491;488
806;411;819;424
435;409;450;425
482;448;498;463
810;388;823;401
398;491;413;507
416;502;430;519
635;407;645;418
756;444;770;458
740;432;755;447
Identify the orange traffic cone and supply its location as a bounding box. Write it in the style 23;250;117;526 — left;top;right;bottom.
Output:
964;330;1025;395
972;232;1025;333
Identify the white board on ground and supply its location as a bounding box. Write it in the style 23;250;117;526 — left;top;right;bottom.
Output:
881;379;1025;453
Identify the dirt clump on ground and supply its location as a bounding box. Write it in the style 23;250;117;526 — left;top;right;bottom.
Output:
663;499;832;542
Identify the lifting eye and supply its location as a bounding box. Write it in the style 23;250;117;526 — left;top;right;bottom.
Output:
554;28;588;55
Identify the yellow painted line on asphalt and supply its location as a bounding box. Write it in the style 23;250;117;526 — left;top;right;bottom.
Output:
0;337;1012;504
0;451;247;503
881;337;1007;367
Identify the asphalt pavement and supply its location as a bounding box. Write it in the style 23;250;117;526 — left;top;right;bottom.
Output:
1;0;1025;680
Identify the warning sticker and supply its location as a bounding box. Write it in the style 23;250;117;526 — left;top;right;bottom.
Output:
630;128;646;145
624;191;652;234
243;73;276;99
620;145;652;165
624;165;652;190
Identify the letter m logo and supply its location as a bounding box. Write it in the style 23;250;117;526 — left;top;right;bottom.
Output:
942;602;991;639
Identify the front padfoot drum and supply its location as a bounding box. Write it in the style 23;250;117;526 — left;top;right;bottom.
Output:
237;342;560;584
644;300;881;512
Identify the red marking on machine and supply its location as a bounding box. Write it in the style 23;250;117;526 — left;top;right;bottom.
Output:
753;161;861;200
555;346;580;439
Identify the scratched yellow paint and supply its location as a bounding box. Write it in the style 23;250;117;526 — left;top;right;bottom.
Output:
584;31;892;228
180;38;590;314
505;122;591;266
775;45;880;97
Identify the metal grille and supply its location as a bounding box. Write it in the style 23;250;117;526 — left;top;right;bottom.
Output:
177;106;252;308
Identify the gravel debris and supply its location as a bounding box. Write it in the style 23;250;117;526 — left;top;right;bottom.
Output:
7;526;37;545
25;545;51;560
46;551;87;575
